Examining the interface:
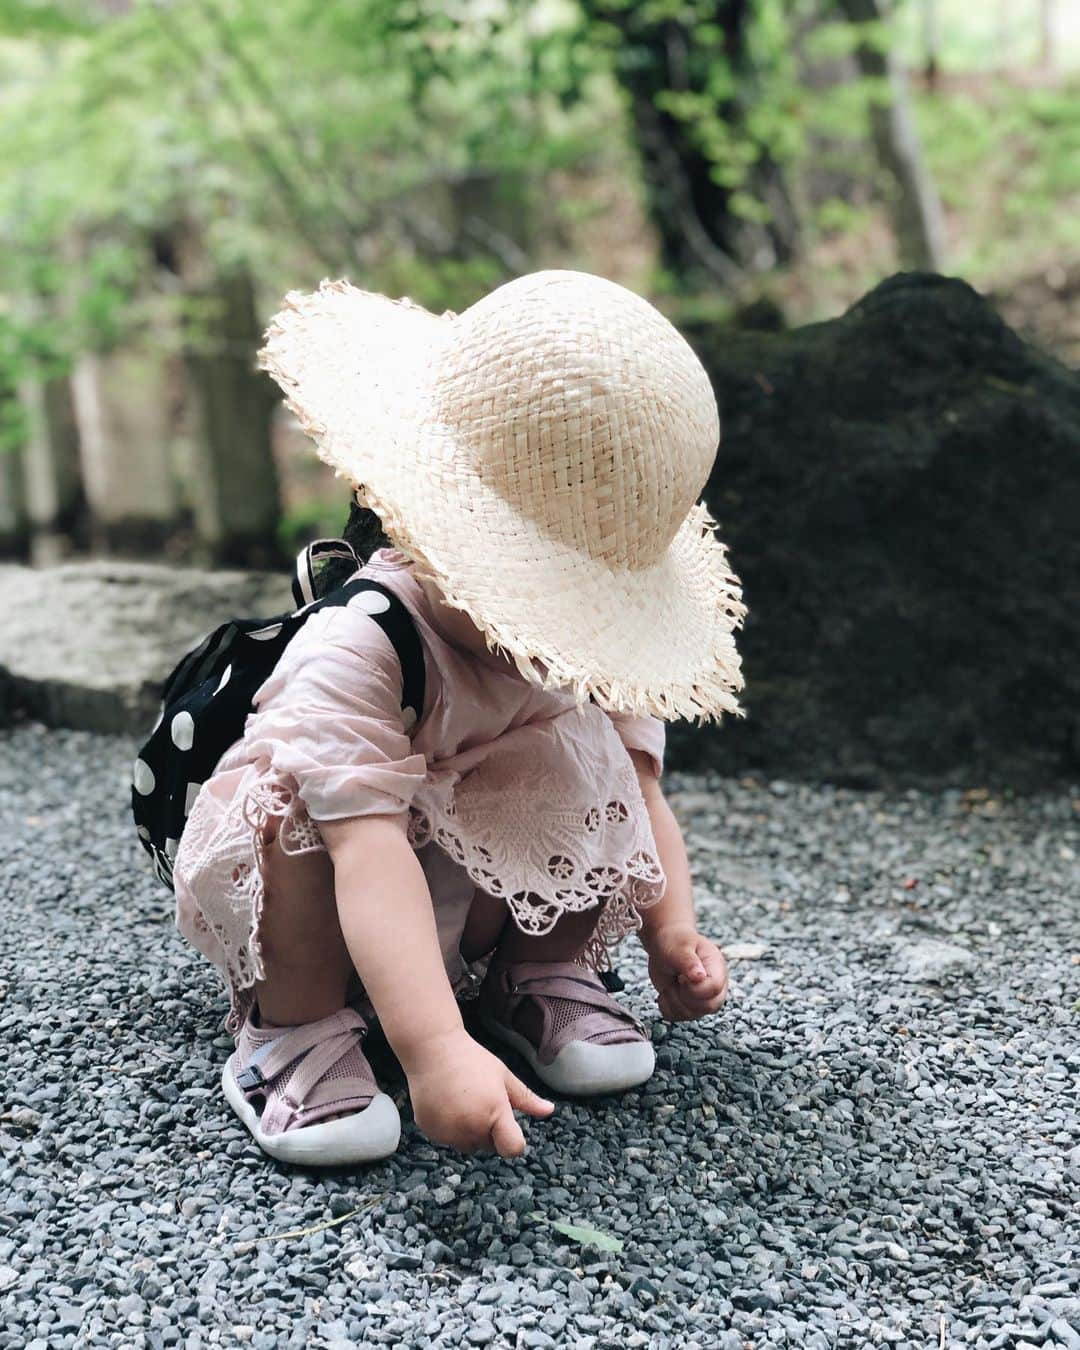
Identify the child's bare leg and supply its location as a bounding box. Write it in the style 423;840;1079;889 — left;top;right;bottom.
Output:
464;889;601;965
459;889;509;962
253;821;354;1026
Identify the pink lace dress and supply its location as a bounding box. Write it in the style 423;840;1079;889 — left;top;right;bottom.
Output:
172;548;667;1030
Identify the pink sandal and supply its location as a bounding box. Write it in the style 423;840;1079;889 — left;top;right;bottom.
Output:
477;959;655;1096
222;1007;400;1165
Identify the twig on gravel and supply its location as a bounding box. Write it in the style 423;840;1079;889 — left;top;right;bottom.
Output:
233;1195;386;1252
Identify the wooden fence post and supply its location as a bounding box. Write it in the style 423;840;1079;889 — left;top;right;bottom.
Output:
181;268;282;567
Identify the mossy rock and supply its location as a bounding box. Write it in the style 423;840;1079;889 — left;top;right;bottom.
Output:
673;272;1080;788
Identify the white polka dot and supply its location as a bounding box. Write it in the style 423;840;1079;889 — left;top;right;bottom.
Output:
215;663;232;694
164;837;179;859
249;622;283;641
401;705;417;731
350;591;390;616
184;781;202;816
133;759;155;795
171;711;195;751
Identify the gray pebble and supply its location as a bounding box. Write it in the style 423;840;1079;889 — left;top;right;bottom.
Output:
1;726;1075;1350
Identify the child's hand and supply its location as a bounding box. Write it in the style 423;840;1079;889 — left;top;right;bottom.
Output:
405;1028;554;1158
645;924;729;1022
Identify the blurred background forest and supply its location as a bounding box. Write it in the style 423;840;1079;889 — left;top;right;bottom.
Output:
1;0;1077;569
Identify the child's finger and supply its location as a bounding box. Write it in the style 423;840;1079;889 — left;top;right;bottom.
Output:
676;970;720;1000
702;945;730;993
676;965;727;1005
658;983;697;1022
490;1105;527;1158
674;942;708;982
687;987;729;1016
664;970;728;1020
505;1072;555;1119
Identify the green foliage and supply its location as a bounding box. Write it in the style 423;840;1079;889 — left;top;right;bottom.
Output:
0;0;1076;409
587;0;805;205
916;75;1080;278
277;495;349;558
0;0;607;388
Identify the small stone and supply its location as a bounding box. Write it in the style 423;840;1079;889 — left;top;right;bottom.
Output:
424;1240;455;1264
732;1283;782;1312
520;1332;557;1350
722;942;769;961
7;1107;42;1130
384;1250;422;1271
117;1293;145;1320
895;938;976;982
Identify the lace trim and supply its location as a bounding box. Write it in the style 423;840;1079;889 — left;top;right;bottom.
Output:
176;755;667;1031
406;767;667;975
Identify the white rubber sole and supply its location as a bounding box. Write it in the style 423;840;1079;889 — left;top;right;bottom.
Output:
222;1061;400;1166
481;1017;656;1096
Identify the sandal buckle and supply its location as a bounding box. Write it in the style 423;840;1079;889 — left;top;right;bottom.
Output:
235;1064;267;1092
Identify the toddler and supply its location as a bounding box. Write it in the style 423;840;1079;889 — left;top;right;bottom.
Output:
170;270;746;1165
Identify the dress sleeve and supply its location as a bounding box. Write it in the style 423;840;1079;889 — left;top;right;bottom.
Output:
240;603;428;824
605;709;666;779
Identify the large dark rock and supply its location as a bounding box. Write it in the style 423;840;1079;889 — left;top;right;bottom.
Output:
674;272;1080;788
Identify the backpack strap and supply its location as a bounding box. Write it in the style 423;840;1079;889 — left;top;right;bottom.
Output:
321;577;426;723
290;540;425;719
292;538;363;609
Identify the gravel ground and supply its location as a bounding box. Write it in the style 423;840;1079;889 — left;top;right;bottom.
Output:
1;722;1078;1350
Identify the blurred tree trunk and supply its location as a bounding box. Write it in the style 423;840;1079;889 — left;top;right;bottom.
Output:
0;363;28;556
1039;0;1056;70
921;0;940;89
184;270;281;568
20;370;90;564
838;0;947;272
449;170;533;275
0;434;29;560
583;0;800;288
161;228;282;568
70;350;180;556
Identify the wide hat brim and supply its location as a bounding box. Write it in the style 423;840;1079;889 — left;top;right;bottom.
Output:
259;278;746;723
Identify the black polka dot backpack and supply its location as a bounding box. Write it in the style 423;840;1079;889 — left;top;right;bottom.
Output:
131;539;426;889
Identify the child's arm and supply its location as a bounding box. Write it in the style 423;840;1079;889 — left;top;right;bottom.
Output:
320;814;553;1154
628;750;729;1021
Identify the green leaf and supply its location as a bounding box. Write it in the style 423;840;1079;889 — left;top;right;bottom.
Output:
527;1212;624;1254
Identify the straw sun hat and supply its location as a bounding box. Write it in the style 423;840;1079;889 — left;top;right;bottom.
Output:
258;269;745;723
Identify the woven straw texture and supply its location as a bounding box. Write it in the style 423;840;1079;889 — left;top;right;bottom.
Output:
258;270;745;722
